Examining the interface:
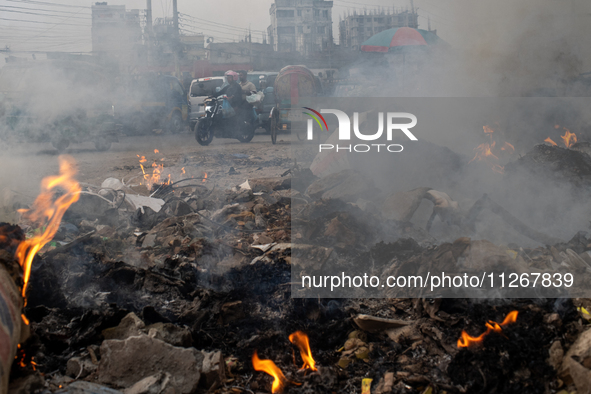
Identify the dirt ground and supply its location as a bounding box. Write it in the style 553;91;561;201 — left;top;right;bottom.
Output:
0;130;311;221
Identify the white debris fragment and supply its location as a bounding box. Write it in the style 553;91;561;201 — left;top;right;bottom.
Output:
124;195;165;213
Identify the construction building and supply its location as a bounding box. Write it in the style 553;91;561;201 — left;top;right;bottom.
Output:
339;9;418;50
91;2;142;64
268;0;334;56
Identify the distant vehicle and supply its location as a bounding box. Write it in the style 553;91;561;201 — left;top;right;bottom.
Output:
257;86;275;133
269;65;323;144
194;95;257;146
117;75;188;135
188;76;225;130
247;72;278;90
0;60;118;151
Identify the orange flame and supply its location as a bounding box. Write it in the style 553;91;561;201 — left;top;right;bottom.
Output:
202;172;208;183
483;125;494;134
289;331;317;371
252;351;286;393
561;129;577;148
457;310;519;348
137;151;172;190
15;344;36;370
545;137;558;146
501;142;514;152
16;156;81;302
469;142;499;164
470;124;516;174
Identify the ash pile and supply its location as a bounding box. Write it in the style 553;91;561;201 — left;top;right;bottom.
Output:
5;142;591;394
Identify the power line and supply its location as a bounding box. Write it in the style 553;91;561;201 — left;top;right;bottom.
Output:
0;7;91;19
178;17;253;36
13;5;90;46
7;0;90;9
0;17;88;26
178;17;249;35
179;22;249;41
0;4;91;16
178;13;266;34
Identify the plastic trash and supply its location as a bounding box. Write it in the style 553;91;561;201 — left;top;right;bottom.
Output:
246;91;264;104
221;98;235;118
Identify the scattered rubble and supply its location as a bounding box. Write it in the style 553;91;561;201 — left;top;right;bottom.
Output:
5;141;591;394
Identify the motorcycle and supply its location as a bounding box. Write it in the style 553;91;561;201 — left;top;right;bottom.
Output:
194;96;256;146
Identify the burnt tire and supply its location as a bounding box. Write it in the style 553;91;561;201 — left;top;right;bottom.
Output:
195;118;214;146
94;137;111;151
51;138;69;152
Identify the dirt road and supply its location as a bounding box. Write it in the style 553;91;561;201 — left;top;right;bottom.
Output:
0;131;310;221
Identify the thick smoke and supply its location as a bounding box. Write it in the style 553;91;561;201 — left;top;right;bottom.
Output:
323;0;591;246
421;0;591;97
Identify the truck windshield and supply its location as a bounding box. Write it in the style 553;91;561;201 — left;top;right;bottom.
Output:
191;79;223;97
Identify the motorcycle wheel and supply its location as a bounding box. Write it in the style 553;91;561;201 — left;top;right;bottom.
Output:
237;121;255;143
195;118;214;146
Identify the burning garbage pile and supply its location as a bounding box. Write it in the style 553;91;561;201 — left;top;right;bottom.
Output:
4;131;591;394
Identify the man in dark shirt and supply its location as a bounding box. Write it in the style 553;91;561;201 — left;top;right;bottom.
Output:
216;71;243;109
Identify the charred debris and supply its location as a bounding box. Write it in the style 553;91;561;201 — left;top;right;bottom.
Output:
3;142;591;393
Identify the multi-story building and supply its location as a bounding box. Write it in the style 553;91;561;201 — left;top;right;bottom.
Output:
268;0;333;56
339;9;418;50
181;35;206;61
91;2;141;59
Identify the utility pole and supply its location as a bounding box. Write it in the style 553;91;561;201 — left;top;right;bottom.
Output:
172;0;180;78
249;26;253;70
146;0;152;65
172;0;179;38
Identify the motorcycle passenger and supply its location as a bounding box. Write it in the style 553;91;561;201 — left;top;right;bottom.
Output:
238;70;256;100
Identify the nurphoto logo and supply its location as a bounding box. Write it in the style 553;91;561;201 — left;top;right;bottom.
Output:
304;108;418;152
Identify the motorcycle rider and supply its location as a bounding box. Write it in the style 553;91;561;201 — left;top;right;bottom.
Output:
216;70;242;109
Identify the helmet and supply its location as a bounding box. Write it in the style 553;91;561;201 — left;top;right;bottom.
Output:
224;70;238;79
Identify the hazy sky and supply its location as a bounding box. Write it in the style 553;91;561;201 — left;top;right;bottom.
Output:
1;0;591;73
0;0;463;56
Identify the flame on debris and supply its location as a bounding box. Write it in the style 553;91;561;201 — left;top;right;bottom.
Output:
469;125;515;174
289;331;317;371
469;141;499;163
561;129;577;148
15;344;37;370
252;351;286;393
16;156;81;303
457;310;518;348
137;150;171;190
202;172;208;183
549;125;577;148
